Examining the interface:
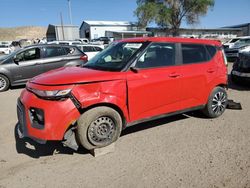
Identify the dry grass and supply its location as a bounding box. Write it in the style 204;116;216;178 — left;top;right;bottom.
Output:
0;26;46;41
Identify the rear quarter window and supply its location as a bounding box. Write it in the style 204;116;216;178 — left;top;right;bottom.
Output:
206;45;217;58
182;44;210;64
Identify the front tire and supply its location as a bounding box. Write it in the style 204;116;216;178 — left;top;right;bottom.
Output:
202;87;227;118
77;106;122;150
0;74;10;92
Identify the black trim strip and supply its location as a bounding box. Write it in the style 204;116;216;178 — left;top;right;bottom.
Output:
126;105;205;128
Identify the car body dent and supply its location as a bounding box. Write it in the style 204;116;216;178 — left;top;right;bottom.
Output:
72;80;129;122
20;88;80;140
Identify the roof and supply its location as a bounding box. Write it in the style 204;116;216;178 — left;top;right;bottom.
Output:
23;43;77;49
107;30;150;34
80;20;136;28
222;23;250;28
48;24;79;28
147;27;242;32
118;37;222;46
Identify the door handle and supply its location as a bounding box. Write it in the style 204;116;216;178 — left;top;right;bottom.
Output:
169;73;181;78
207;68;216;73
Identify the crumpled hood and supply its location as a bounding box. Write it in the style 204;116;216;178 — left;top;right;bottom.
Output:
30;67;126;86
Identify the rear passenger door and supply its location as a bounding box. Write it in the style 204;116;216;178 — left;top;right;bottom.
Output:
41;46;67;72
178;43;218;109
127;42;183;122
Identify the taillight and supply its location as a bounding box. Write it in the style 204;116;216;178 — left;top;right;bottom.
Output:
222;49;228;66
80;55;88;63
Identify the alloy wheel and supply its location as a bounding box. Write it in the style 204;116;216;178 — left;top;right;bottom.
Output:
211;91;227;115
0;76;7;91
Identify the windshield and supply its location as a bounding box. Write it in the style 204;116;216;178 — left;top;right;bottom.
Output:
83;42;145;71
235;38;250;45
229;38;239;43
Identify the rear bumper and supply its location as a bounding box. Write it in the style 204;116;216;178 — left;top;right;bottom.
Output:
231;70;250;78
231;70;250;83
17;89;81;142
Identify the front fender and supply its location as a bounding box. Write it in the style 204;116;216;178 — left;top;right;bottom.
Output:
71;80;129;122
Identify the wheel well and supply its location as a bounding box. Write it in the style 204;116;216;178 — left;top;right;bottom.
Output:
217;84;227;89
0;73;10;85
80;103;127;128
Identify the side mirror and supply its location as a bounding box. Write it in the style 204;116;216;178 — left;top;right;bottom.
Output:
13;55;21;64
130;66;139;73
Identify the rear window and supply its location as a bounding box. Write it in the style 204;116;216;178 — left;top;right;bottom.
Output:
182;44;209;64
44;47;65;58
64;47;78;55
82;46;95;52
94;47;103;51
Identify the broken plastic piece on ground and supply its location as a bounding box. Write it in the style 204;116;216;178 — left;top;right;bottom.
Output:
90;143;115;157
226;99;242;110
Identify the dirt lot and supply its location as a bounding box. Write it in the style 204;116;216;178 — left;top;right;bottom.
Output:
0;64;249;188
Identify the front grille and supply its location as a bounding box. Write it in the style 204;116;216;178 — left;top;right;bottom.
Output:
17;99;27;136
226;50;238;54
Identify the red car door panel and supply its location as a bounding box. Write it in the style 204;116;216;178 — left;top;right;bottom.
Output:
127;66;182;122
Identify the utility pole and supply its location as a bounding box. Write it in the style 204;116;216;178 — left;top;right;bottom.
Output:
68;0;73;25
60;12;65;40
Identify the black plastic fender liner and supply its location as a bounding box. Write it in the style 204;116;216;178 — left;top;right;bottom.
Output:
62;126;79;151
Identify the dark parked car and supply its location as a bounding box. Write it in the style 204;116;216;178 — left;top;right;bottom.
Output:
231;52;250;83
0;44;88;91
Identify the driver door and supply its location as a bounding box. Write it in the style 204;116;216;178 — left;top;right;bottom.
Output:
11;47;44;85
126;42;183;122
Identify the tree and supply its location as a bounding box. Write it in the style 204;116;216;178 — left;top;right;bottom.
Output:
135;0;214;36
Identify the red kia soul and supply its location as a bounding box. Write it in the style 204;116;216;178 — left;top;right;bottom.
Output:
17;37;228;150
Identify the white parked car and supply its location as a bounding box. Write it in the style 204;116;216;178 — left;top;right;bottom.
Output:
78;38;89;44
223;37;242;49
0;42;14;55
224;36;250;59
76;44;104;60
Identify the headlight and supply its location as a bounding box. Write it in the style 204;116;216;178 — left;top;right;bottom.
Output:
27;87;71;100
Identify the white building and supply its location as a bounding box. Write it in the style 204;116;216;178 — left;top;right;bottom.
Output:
79;20;149;40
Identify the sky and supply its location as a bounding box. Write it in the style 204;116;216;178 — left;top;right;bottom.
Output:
0;0;249;28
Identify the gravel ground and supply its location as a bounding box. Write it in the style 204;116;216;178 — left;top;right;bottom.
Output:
0;64;249;188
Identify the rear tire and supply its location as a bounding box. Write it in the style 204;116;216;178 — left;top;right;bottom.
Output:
202;87;227;118
0;74;10;92
77;106;122;150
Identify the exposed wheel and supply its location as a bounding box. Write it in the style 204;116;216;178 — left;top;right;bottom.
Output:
0;74;10;92
77;106;122;150
202;87;227;118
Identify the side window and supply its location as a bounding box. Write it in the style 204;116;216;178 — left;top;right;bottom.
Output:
44;47;65;58
82;46;95;52
16;48;40;62
206;45;217;58
94;47;103;51
182;44;209;64
64;47;76;55
136;43;175;69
